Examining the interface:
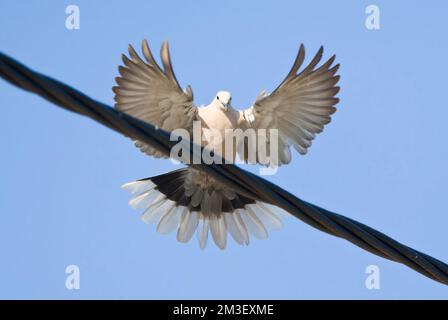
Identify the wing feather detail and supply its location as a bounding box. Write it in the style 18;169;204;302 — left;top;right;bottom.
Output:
113;40;197;158
239;44;340;165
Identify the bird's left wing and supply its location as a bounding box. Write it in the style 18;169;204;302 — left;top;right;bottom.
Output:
113;40;198;158
238;45;340;166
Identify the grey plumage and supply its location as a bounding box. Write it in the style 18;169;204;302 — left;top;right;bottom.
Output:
113;40;198;158
239;44;340;165
117;40;340;249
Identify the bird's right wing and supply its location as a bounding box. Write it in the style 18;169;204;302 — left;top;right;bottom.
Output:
113;40;198;158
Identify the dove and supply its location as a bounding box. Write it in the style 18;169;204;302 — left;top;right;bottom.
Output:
114;40;340;249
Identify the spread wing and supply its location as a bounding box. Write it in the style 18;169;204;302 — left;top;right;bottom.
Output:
239;44;340;166
113;40;198;158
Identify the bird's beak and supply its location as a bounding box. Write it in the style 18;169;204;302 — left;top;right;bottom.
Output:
221;102;229;112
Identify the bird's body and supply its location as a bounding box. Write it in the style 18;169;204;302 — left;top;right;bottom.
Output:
115;40;340;249
197;95;241;161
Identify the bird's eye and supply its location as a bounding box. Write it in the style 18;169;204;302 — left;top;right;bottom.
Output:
216;96;219;100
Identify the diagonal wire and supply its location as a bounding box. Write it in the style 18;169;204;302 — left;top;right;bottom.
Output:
1;51;447;286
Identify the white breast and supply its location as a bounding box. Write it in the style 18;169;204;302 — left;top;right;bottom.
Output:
198;105;240;161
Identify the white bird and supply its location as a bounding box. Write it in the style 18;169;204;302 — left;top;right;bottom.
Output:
114;40;340;249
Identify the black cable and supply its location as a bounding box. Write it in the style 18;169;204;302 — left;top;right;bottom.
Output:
1;51;447;286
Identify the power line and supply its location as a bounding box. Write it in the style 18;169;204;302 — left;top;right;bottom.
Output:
1;51;447;286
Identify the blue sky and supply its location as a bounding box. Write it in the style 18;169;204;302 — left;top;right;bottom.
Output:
0;1;447;299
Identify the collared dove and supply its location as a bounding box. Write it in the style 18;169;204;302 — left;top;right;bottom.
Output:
115;40;340;249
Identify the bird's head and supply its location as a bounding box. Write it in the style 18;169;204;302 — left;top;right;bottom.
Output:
213;90;232;112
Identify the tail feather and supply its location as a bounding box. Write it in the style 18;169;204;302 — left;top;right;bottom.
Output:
122;168;283;249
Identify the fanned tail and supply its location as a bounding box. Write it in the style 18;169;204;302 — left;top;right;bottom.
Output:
122;168;282;249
